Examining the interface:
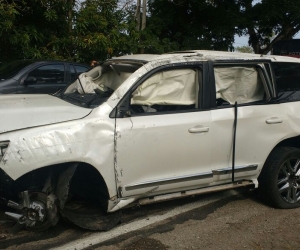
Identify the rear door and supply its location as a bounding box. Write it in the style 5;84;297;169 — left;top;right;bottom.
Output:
209;61;291;184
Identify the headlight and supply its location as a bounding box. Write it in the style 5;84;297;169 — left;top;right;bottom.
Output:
0;141;9;162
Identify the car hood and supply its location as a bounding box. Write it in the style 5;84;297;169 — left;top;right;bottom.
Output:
0;94;92;134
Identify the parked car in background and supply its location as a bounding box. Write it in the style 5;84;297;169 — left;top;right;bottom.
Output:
0;60;90;94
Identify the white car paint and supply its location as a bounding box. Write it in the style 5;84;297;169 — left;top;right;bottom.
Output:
1;50;300;217
116;110;213;197
0;94;92;134
0;103;117;198
210;104;296;182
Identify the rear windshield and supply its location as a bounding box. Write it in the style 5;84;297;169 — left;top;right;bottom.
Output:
0;60;33;80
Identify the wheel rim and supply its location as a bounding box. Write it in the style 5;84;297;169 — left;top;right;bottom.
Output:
278;158;300;203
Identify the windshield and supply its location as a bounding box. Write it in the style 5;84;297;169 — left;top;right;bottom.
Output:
0;60;34;80
59;61;142;108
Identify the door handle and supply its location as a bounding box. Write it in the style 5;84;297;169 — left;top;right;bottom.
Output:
266;117;283;124
188;126;209;133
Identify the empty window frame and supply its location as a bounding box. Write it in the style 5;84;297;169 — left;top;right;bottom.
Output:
273;62;300;93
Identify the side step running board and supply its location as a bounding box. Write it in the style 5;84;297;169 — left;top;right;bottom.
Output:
138;181;254;205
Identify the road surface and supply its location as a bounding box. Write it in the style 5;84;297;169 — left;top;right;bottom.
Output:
1;188;299;249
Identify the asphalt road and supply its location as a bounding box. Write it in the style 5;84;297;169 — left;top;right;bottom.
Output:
1;188;299;250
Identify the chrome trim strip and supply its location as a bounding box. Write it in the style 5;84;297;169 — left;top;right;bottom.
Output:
125;172;213;191
212;164;258;175
138;180;254;205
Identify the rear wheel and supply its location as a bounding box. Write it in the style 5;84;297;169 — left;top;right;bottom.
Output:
259;147;300;208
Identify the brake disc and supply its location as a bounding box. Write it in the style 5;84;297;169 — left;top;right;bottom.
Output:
5;191;59;233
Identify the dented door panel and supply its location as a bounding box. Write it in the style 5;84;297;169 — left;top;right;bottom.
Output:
210;104;295;183
1;51;300;232
116;111;213;198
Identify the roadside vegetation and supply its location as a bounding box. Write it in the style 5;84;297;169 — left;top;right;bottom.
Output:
1;0;300;63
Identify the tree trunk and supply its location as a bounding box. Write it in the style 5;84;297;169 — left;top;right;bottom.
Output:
135;0;141;31
140;0;146;54
141;0;146;31
66;0;74;34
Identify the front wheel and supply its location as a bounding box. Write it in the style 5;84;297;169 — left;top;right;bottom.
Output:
5;191;59;232
259;147;300;208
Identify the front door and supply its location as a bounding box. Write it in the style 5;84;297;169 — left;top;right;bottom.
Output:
115;66;214;197
18;63;66;94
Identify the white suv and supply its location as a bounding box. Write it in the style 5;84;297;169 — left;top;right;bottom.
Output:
1;50;300;232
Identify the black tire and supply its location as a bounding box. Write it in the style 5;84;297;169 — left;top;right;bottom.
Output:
61;199;121;231
259;146;300;209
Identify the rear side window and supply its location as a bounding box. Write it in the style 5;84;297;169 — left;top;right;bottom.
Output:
214;66;265;106
273;62;300;92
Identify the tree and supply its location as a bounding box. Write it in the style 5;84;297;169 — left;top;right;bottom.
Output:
2;0;300;63
74;0;138;62
237;0;300;54
0;0;74;62
142;0;239;53
0;0;137;63
143;0;300;55
235;46;253;54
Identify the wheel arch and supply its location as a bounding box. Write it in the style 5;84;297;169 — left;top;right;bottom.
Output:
275;135;300;149
264;135;300;163
258;145;300;208
3;162;112;207
259;135;300;177
258;135;300;175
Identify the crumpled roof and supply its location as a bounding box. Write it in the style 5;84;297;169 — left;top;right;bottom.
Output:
110;50;300;63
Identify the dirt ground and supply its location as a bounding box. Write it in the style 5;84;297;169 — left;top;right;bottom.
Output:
1;189;300;250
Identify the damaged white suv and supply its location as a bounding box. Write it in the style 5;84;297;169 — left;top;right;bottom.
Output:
1;50;300;232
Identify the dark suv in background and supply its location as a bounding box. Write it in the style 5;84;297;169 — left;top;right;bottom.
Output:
0;60;90;94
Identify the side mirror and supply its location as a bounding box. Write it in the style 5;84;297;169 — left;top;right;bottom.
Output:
24;76;37;84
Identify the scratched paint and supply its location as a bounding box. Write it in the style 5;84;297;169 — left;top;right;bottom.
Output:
0;103;117;200
1;50;300;215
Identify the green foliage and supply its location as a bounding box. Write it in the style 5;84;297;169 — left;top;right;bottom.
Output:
74;0;133;62
0;0;70;62
235;46;254;54
1;0;300;64
0;0;138;63
143;0;239;53
236;0;300;54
